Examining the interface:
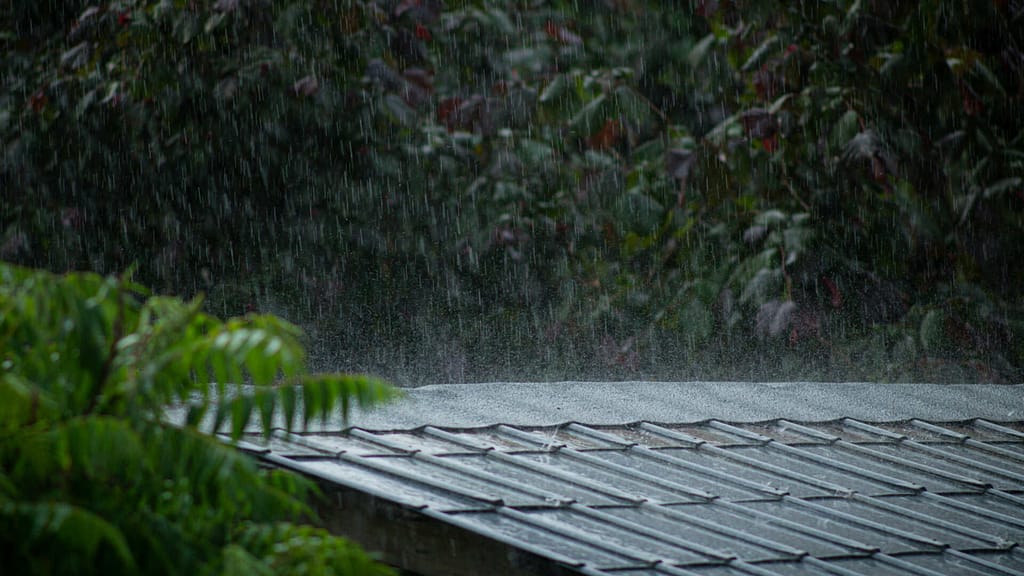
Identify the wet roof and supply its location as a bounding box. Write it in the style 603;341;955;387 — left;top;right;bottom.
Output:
343;381;1024;429
234;383;1024;575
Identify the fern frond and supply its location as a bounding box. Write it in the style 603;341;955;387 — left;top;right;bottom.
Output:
13;417;147;492
0;499;135;572
0;373;58;431
299;374;401;430
143;423;311;521
207;374;402;437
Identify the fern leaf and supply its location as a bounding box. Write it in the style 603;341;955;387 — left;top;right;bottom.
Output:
0;499;135;571
298;374;400;430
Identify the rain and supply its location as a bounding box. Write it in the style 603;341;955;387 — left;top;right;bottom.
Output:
4;3;1024;575
2;0;1023;387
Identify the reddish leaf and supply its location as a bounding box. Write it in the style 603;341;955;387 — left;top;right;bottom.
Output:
438;97;471;133
545;20;583;46
587;119;621;149
28;88;48;113
821;276;843;308
437;97;463;124
415;23;431;41
871;155;887;182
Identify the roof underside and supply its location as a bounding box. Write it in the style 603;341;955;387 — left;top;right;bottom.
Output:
237;416;1024;576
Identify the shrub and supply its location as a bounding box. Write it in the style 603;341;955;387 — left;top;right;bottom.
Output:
0;263;397;575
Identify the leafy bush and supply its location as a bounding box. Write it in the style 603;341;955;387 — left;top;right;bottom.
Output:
2;1;1021;382
0;263;397;575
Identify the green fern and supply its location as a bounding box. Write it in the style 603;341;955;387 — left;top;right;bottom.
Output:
0;500;136;573
0;263;398;575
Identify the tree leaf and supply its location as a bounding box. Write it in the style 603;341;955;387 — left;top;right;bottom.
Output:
741;34;779;71
569;93;607;134
688;33;717;68
540;74;568;103
384;94;417;127
983;177;1022;199
1;500;135;571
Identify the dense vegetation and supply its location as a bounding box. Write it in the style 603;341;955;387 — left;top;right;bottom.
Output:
3;1;1022;383
0;263;397;575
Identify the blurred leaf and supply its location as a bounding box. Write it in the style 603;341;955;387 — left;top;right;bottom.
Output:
971;61;1006;96
754;209;787;227
1;501;135;571
540;74;568;103
60;42;91;70
688;33;717;68
665;149;696;180
984;177;1022;199
570;94;607;134
741;35;779;71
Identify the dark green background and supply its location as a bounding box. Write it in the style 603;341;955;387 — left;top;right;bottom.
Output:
3;0;1022;384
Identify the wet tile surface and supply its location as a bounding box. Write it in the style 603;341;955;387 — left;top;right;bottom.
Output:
247;418;1024;575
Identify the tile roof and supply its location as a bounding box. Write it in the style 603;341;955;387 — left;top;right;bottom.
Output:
235;415;1024;575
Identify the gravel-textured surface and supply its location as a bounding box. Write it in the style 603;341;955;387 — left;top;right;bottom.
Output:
344;381;1024;430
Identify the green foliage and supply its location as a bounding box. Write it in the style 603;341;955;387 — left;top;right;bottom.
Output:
0;263;397;575
2;1;1022;381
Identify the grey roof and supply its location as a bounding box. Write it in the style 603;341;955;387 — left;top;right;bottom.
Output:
235;382;1024;576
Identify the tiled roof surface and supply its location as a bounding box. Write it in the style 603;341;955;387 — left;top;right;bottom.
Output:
237;417;1024;575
